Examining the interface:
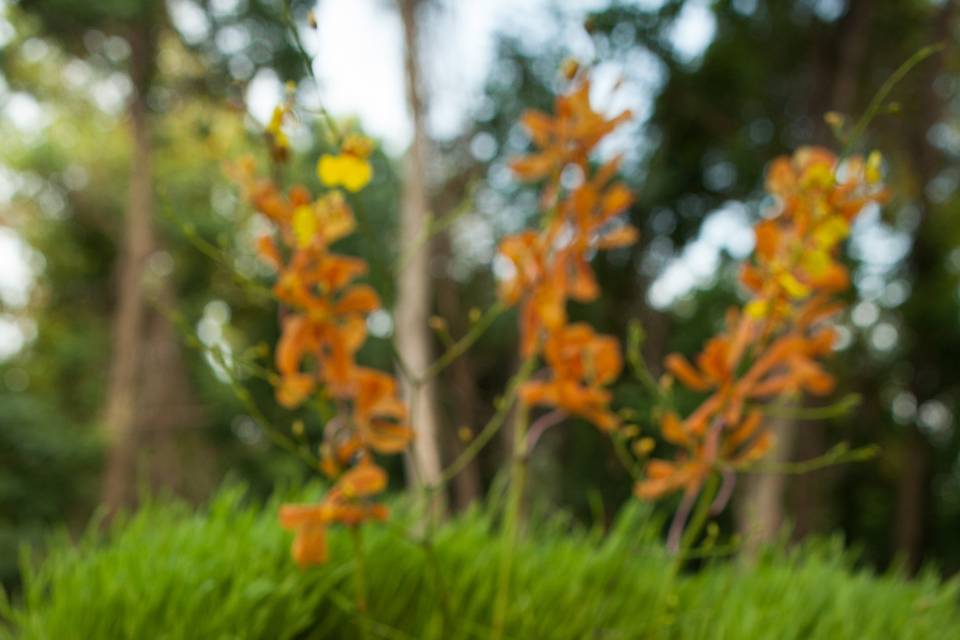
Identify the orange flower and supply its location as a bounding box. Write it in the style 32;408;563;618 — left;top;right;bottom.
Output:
521;323;623;431
635;458;709;500
511;80;631;207
637;146;887;503
231;148;409;567
352;368;414;453
497;68;636;442
280;460;390;567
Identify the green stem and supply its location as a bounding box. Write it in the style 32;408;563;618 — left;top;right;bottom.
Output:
611;431;644;482
753;393;860;421
350;526;371;640
282;1;341;141
625;320;661;397
438;354;536;485
843;43;944;155
161;305;318;468
419;302;506;383
396;184;477;272
491;401;530;640
734;442;878;475
678;473;720;563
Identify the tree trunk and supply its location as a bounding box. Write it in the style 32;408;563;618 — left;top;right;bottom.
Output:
396;0;445;501
787;0;874;538
737;0;872;547
100;23;158;516
435;236;483;510
736;417;796;556
100;20;214;516
138;284;215;501
895;428;930;572
893;0;956;573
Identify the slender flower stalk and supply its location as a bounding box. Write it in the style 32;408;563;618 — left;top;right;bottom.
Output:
231;98;411;568
491;401;530;640
490;63;638;638
350;526;371;640
633;146;889;548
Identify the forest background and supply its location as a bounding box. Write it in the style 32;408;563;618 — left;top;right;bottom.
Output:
1;0;959;591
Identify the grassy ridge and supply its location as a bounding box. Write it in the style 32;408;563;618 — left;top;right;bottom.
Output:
2;486;958;639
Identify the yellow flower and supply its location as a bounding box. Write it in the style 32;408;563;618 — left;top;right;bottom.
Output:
341;134;374;158
315;192;356;243
866;150;883;184
291;193;357;248
633;436;655;456
777;271;811;299
266;105;289;150
812;216;849;251
317;154;373;192
745;299;769;319
292;205;317;248
318;134;375;192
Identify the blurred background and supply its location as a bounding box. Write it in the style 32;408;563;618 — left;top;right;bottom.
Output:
1;0;958;590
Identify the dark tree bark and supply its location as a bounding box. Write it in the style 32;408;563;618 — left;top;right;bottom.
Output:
894;0;956;573
435;242;483;510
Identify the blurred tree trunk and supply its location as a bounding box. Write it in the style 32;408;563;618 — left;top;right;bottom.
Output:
896;428;931;572
430;154;485;509
100;20;212;516
738;0;872;547
397;0;445;502
736;417;796;555
894;0;955;573
436;240;483;510
100;23;159;516
139;285;215;501
790;0;874;539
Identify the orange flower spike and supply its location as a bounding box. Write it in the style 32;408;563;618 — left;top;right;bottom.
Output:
274;315;322;408
521;324;623;431
724;409;765;452
235;117;418;570
664;353;712;392
279;460;391;568
639;145;888;526
510;76;631;195
732;430;774;466
334;285;381;315
496;231;546;304
352;368;414;453
635;459;709;501
661;412;693;447
280;512;329;567
333;460;388;499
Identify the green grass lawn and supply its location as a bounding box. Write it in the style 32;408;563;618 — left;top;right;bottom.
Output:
3;485;958;639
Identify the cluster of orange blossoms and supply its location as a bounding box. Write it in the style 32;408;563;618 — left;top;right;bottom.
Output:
499;75;637;431
231;118;411;566
636;147;888;501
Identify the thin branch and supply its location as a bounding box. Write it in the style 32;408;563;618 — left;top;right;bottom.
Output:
525;409;568;453
754;393;861;421
709;468;736;516
436;353;537;486
732;442;879;475
666;486;699;555
843;43;945;154
282;1;341;141
417;302;507;383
